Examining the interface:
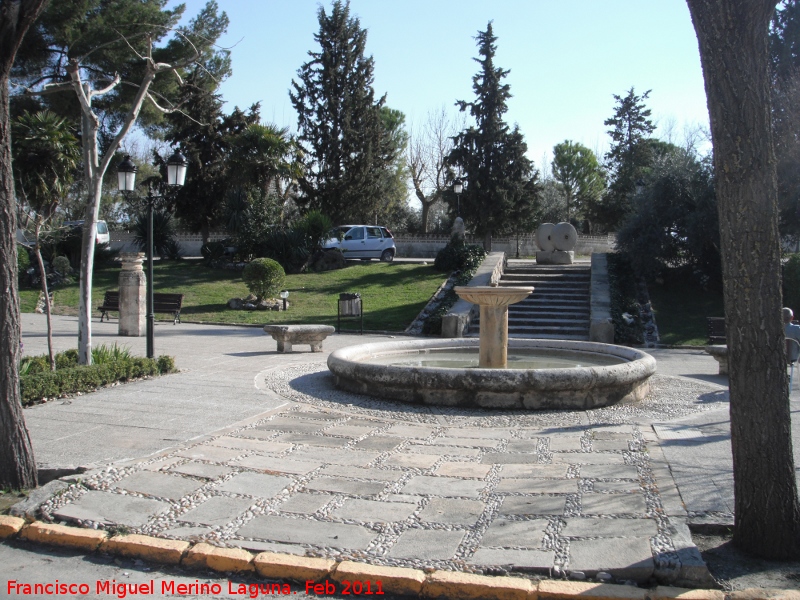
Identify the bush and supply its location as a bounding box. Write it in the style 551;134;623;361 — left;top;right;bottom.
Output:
434;236;487;273
784;254;800;314
19;348;176;405
17;244;30;278
608;253;644;344
259;228;310;274
132;210;178;258
242;258;285;300
201;241;227;265
294;210;333;253
52;255;71;275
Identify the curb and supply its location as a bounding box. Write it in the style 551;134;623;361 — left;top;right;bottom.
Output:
3;516;797;599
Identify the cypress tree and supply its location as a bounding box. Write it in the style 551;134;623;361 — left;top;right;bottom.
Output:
290;0;390;223
448;22;536;250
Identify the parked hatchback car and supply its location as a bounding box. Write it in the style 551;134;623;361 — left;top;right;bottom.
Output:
323;225;395;262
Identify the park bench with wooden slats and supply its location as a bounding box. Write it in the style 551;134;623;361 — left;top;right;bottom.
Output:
98;290;184;324
706;317;726;345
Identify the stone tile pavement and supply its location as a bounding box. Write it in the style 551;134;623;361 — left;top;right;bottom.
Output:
15;313;783;588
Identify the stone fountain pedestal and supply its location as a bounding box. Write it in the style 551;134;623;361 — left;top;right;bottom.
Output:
454;285;534;368
119;252;146;336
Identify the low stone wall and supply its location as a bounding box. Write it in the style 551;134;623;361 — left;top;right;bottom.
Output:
589;253;615;344
441;252;505;338
394;233;615;258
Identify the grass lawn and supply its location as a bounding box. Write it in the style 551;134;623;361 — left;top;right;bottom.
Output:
20;260;446;332
648;277;724;346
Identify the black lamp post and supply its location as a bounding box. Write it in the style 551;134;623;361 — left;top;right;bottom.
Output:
453;178;463;217
117;151;188;358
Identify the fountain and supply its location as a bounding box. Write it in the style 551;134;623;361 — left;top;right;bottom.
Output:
327;284;655;410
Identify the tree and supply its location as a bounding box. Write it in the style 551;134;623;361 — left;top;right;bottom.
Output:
551;140;605;225
408;107;463;232
448;22;537;250
0;0;50;491
615;146;719;281
370;106;409;225
686;0;800;558
599;88;656;230
290;0;392;224
12;110;80;370
13;0;230;364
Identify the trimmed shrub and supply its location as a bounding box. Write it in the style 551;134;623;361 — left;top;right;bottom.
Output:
434;236;487;273
19;349;177;405
242;258;285;301
52;255;71;275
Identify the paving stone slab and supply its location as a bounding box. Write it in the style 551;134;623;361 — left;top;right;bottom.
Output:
255;419;327;434
290;447;380;467
178;495;255;526
591;439;633;452
112;471;203;500
551;452;626;465
342;418;387;428
319;464;405;481
353;436;403;452
324;424;380;437
228;539;306;555
479;518;548;547
169;462;231;480
290;411;342;421
504;441;542;453
388;528;465;560
237;515;376;549
161;526;213;538
217;472;294;498
450;427;511;440
418;498;486;524
53;490;169;527
386;424;437;438
381;453;440;469
499;464;569;478
592;480;641;493
469;547;554;569
428;436;500;449
579;464;640;480
175;445;246;463
331;498;417;523
568;537;655;581
141;457;183;472
580;493;648;515
278;493;332;514
562;517;657;537
276;433;350;448
407;444;481;458
231;455;321;475
402;475;487;498
435;462;493;478
546;437;585;451
499;495;566;516
303;477;386;496
495;478;578;495
480;452;541;465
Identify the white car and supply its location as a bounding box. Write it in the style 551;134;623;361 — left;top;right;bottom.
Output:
323;225;396;262
64;220;110;245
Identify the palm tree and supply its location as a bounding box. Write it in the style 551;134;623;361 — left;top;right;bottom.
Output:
12;111;81;370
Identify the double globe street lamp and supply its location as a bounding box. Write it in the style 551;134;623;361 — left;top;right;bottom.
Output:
117;150;188;358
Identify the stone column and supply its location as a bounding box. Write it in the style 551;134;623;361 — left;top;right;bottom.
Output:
479;304;509;368
119;252;146;336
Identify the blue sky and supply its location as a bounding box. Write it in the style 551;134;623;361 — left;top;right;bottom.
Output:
171;0;709;171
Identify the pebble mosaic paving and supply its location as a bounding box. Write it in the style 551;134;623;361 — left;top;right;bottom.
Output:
37;365;726;584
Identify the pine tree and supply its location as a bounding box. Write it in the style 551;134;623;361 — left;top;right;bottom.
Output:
290;0;390;223
599;88;655;230
448;22;537;250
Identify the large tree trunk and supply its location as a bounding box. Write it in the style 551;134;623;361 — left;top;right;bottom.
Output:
0;0;49;490
687;0;800;558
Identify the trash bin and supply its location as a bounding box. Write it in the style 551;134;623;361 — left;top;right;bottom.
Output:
338;292;363;334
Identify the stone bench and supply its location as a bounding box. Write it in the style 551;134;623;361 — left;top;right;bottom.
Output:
263;324;336;353
704;344;728;375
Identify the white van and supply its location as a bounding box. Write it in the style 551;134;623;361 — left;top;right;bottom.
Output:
64;220;110;245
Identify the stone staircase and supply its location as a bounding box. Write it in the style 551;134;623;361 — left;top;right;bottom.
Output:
468;261;592;340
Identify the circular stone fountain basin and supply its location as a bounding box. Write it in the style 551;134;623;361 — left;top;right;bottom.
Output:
327;338;656;410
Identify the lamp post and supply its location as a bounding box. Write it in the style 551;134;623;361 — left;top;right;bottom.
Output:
280;290;289;311
453;178;463;217
117;151;188;358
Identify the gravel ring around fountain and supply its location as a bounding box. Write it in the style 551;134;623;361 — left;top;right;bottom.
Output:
256;363;728;427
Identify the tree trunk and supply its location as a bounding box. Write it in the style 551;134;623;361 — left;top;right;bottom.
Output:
483;230;492;252
420;199;431;234
33;219;55;371
0;0;48;491
687;0;800;558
